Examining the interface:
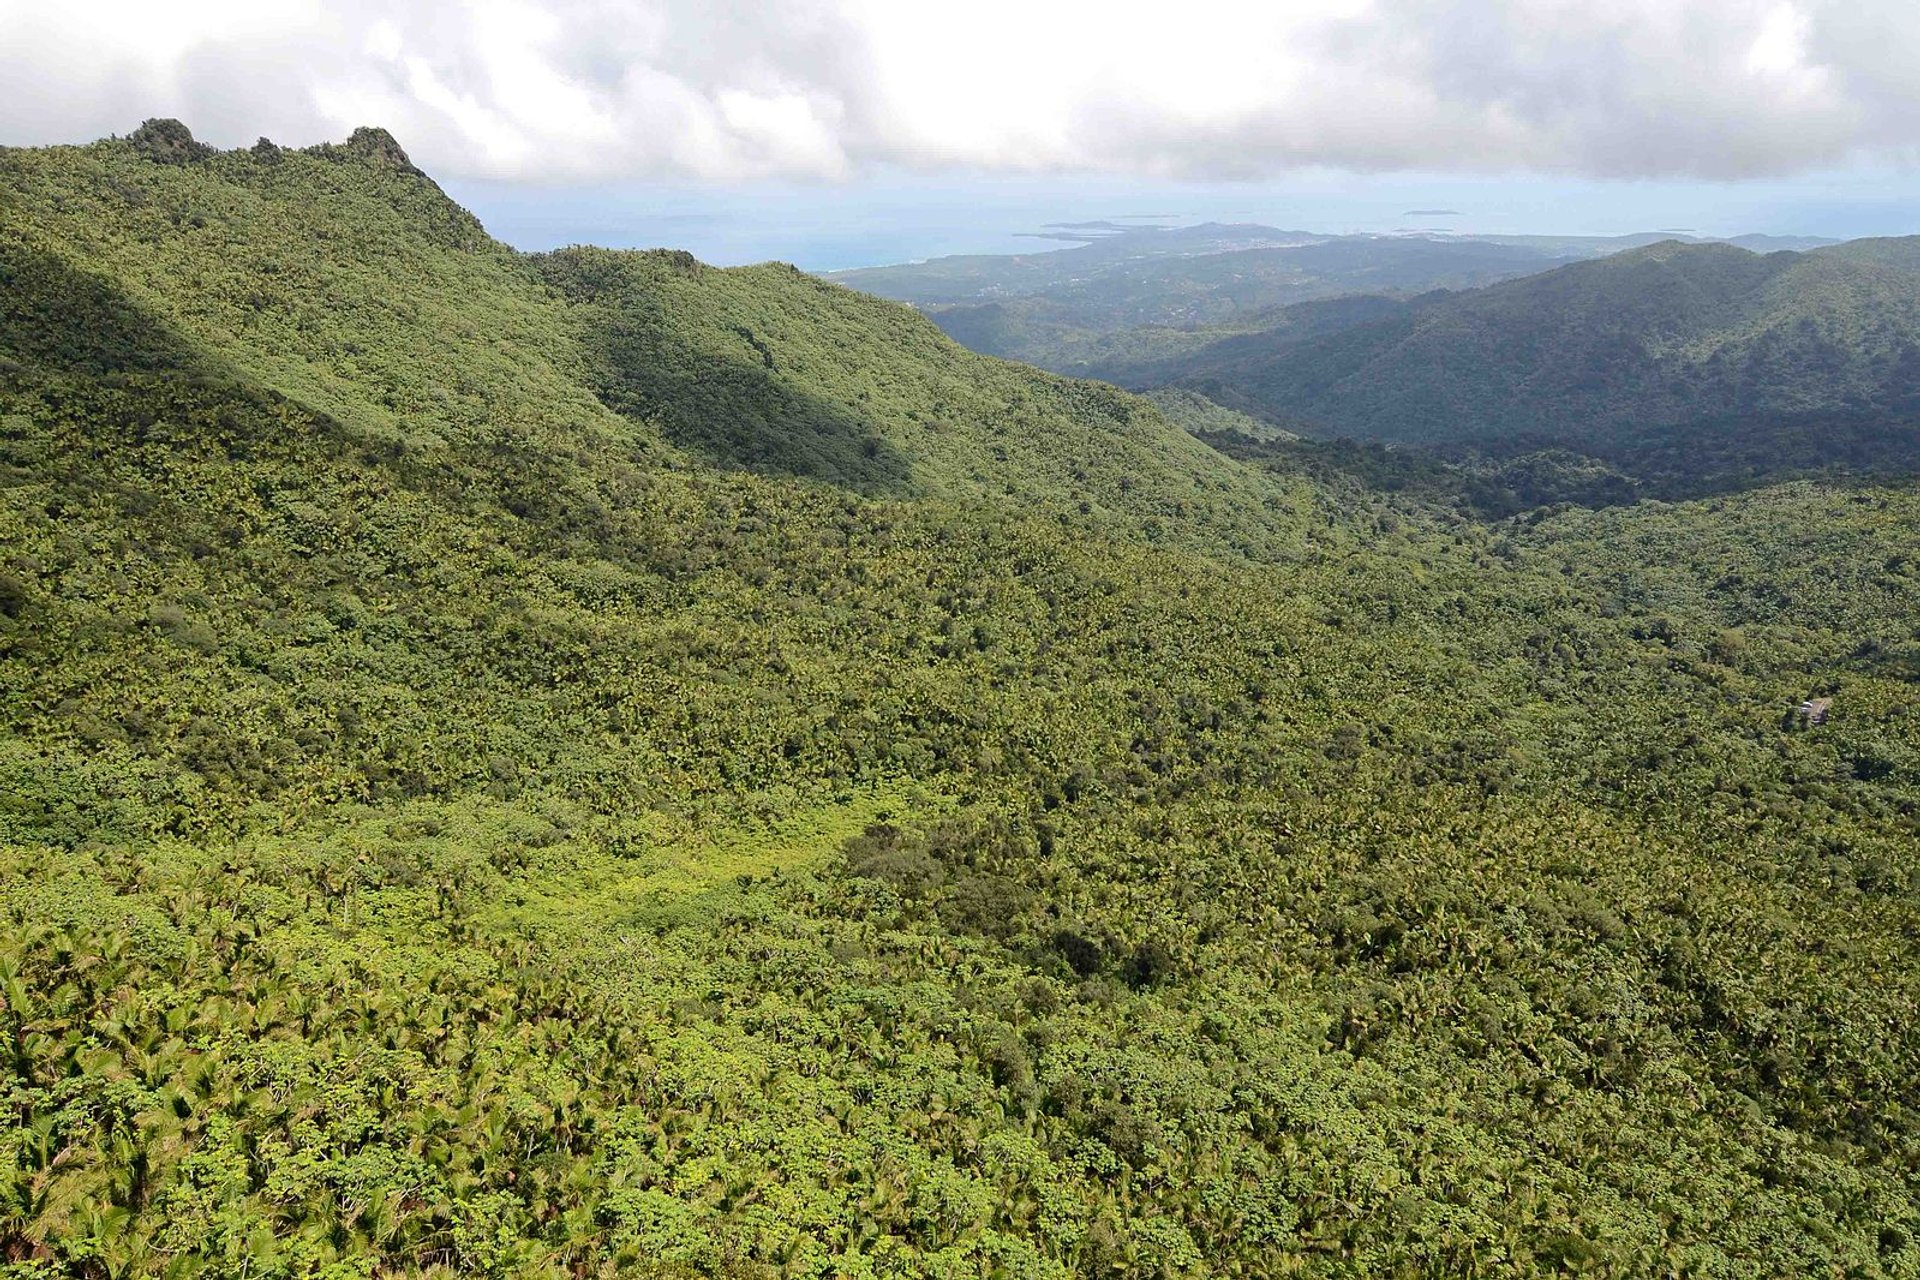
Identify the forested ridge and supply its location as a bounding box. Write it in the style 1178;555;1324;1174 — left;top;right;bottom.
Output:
1;122;1918;1277
830;227;1839;382
1142;239;1920;475
842;236;1585;374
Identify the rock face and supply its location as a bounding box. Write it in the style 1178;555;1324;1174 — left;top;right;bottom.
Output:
121;120;423;179
342;126;423;176
128;118;215;165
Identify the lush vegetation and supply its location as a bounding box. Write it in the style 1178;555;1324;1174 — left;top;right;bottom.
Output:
831;228;1602;375
1139;390;1298;444
2;123;1918;1278
832;228;1835;380
849;227;1920;503
1148;240;1920;465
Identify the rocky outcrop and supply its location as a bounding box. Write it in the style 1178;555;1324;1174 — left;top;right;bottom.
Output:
127;118;215;165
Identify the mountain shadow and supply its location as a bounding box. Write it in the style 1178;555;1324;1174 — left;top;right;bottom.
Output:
537;248;915;496
0;232;211;376
0;235;642;562
1586;408;1920;497
0;234;349;467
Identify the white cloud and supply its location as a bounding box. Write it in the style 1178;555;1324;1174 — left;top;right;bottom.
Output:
0;0;1913;181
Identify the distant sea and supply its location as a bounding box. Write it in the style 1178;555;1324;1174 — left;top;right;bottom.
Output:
442;166;1920;273
441;179;1125;270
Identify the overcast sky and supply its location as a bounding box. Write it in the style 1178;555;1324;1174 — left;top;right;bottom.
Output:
5;1;1918;262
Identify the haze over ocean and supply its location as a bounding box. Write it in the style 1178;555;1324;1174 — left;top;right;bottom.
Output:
444;165;1920;270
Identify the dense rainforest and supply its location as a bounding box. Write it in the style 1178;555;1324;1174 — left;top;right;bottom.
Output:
1139;239;1920;459
830;227;1839;380
833;233;1591;373
1;121;1918;1278
848;223;1920;502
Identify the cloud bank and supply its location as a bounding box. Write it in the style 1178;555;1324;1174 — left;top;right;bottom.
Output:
2;0;1916;182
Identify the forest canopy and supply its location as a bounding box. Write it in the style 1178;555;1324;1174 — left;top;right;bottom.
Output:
1;123;1917;1278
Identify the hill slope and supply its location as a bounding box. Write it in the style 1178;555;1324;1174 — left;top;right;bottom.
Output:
833;227;1839;377
1155;239;1920;465
842;232;1587;374
529;245;1304;551
1;124;1301;551
2;124;1919;1277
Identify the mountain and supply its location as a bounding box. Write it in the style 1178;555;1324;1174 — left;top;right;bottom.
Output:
837;230;1591;372
830;224;1841;315
1460;231;1839;256
3;123;1919;1276
826;221;1328;307
1087;291;1419;392
1141;238;1920;488
832;226;1842;376
525;246;1300;546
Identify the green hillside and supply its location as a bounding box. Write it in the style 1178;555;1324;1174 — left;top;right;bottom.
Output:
3;124;1919;1278
1150;239;1920;478
827;223;1326;308
1139;387;1299;442
528;246;1305;551
832;229;1836;380
839;232;1583;375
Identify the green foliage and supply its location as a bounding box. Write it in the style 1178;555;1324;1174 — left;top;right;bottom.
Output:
1148;239;1920;481
834;228;1585;374
1139;388;1298;443
530;245;1301;547
1;125;1918;1277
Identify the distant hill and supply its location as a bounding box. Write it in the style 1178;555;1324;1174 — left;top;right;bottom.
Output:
918;237;1583;370
1146;238;1920;479
827;221;1327;307
1089;292;1416;390
1461;231;1839;256
835;226;1842;376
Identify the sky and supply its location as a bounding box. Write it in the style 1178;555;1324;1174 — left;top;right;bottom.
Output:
5;1;1919;267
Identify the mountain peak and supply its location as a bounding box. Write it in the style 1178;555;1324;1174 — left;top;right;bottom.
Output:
339;126;422;175
126;118;215;165
114;120;424;178
1618;237;1758;265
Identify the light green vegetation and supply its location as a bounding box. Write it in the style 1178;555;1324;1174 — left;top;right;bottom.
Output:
1138;389;1296;443
1;123;1917;1277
